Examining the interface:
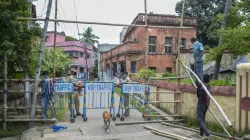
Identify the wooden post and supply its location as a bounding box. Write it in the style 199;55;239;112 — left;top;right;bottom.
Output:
29;0;53;128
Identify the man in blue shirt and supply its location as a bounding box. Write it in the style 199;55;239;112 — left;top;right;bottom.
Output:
190;37;204;82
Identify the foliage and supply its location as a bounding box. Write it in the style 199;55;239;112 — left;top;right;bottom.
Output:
175;0;235;48
205;0;250;62
0;0;42;77
137;68;156;79
40;48;73;77
92;59;98;78
65;36;78;41
0;122;27;138
184;116;246;137
162;72;177;77
81;27;100;45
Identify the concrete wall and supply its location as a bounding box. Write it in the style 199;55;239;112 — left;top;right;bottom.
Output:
132;77;236;126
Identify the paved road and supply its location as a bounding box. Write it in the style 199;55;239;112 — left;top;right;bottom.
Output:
21;93;202;140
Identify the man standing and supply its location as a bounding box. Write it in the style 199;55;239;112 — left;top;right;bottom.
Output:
190;37;204;82
40;71;53;120
66;67;82;116
122;72;132;116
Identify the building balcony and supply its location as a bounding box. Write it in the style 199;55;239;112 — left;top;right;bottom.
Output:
100;42;143;60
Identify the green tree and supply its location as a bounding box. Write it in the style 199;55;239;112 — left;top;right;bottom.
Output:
0;0;42;77
40;48;73;77
81;27;100;78
206;0;250;67
81;27;100;45
175;0;235;48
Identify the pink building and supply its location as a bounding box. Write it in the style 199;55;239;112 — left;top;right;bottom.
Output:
45;31;94;78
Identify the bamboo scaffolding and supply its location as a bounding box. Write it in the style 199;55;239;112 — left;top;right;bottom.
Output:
0;90;43;93
18;18;193;29
149;91;181;94
148;101;182;104
0;79;42;82
148;76;188;80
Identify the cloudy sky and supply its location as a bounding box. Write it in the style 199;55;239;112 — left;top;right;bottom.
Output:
34;0;180;44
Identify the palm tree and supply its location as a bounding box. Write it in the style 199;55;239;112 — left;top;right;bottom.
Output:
81;27;100;45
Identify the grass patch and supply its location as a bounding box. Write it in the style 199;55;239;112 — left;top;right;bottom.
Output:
183;116;247;137
114;87;158;120
0;122;27;138
47;108;67;122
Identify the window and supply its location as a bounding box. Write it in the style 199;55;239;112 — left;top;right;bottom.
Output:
180;38;186;48
165;37;172;53
166;67;172;73
80;52;84;58
69;51;74;57
149;67;156;72
45;36;49;42
131;61;137;73
75;51;79;57
149;36;156;53
80;68;84;73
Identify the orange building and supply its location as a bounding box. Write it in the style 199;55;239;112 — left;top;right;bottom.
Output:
100;13;197;77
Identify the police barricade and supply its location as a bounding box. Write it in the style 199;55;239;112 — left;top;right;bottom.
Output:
55;78;67;110
117;82;151;121
82;82;116;122
54;82;75;122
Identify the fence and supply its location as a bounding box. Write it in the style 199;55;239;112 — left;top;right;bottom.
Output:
83;82;116;122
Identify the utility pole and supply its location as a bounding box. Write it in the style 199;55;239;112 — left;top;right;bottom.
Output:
53;0;58;83
29;0;53;128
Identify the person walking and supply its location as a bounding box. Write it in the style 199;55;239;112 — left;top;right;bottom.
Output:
190;37;204;82
66;67;82;116
196;74;211;140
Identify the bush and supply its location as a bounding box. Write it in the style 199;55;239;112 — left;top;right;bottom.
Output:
162;72;177;77
137;68;156;79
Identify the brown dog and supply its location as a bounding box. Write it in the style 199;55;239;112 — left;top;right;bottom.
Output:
103;111;111;132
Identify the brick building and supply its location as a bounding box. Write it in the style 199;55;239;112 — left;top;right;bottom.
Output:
100;13;197;78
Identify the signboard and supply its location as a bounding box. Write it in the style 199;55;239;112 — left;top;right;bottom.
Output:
122;84;146;94
85;83;113;92
54;83;74;93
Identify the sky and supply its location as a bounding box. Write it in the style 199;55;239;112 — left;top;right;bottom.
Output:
34;0;180;44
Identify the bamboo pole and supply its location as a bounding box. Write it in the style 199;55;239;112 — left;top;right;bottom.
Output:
5;119;56;122
3;53;7;130
0;79;42;82
18;18;193;29
53;0;58;83
149;91;181;94
144;126;193;140
29;0;53;128
148;76;188;80
0;90;43;93
148;101;182;104
143;0;149;121
115;119;184;126
146;115;182;117
161;122;231;140
151;130;183;139
180;61;233;138
180;61;197;88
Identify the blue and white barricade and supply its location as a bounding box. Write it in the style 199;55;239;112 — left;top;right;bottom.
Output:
117;82;151;121
54;82;75;122
82;82;116;121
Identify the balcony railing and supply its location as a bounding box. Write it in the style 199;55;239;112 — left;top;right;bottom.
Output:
100;42;142;60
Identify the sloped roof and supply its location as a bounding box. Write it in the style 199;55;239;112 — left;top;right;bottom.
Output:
204;66;235;75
